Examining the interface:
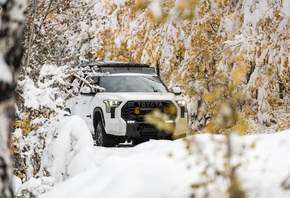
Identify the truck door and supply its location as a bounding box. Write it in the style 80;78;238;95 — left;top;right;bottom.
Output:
81;95;95;132
79;77;96;133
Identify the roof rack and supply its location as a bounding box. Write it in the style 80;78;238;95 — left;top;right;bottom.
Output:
79;60;155;74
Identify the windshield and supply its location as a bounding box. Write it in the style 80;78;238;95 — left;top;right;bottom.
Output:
98;75;168;92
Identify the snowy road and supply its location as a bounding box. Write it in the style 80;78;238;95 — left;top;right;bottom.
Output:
18;115;290;198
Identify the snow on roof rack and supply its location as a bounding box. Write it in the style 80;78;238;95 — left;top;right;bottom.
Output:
79;60;155;74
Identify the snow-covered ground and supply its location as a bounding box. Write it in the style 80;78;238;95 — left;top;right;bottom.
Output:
14;115;290;198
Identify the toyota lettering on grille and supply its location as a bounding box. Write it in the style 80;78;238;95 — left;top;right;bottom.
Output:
136;101;163;109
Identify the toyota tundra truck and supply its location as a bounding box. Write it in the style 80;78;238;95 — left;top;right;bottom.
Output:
65;60;188;147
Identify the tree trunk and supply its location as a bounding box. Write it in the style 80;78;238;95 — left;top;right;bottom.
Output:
0;0;27;197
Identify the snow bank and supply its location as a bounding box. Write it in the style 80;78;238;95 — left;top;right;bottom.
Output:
41;115;96;182
41;130;290;198
42;140;193;198
18;177;55;197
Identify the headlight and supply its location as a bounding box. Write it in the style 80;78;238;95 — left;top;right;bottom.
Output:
176;99;186;118
176;99;186;107
103;100;122;113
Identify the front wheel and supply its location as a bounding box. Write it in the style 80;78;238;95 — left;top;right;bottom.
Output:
95;121;116;147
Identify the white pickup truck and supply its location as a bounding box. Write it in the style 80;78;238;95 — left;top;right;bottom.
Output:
65;61;188;147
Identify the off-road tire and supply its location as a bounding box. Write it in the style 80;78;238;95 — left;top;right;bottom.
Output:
95;121;116;147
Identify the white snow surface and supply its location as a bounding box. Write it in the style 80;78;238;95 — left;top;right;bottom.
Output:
16;115;290;198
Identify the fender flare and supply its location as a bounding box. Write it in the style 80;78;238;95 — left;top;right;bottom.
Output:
93;107;105;129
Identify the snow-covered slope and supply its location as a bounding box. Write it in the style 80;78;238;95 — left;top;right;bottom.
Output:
16;115;290;198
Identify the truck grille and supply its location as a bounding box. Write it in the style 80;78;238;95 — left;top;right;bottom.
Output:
121;101;176;122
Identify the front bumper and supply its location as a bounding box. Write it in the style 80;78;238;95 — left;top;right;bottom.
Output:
125;121;172;139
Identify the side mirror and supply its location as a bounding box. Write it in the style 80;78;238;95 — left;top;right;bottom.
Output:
172;87;181;95
97;87;106;92
80;86;92;94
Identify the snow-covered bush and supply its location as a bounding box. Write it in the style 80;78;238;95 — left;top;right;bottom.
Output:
13;64;72;182
14;115;96;197
40;115;96;182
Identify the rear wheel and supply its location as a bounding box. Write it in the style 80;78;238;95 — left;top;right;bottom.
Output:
95;121;116;147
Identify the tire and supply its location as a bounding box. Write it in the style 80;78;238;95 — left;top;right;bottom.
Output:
95;121;116;147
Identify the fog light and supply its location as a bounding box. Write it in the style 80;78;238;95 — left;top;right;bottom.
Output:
165;120;175;123
134;107;140;115
127;120;136;124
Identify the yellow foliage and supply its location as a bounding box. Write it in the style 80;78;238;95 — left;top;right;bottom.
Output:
235;118;248;135
49;14;54;21
134;0;149;10
228;172;246;198
12;144;19;153
17;174;24;179
14;115;31;135
203;88;222;104
231;68;244;85
145;110;175;134
176;0;199;11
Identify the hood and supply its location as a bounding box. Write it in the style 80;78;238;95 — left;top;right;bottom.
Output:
97;92;177;101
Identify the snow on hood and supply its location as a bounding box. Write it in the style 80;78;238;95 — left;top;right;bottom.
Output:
97;92;179;102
